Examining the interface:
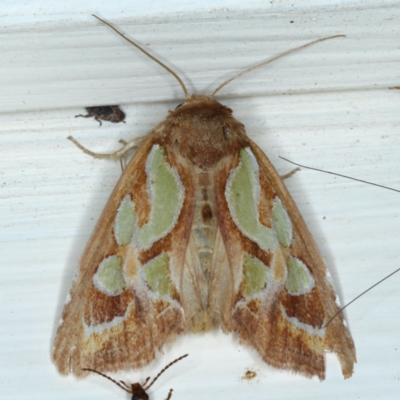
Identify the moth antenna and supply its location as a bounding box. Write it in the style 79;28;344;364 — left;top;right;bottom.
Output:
210;34;345;98
82;368;131;394
118;139;131;171
324;267;400;328
92;15;190;99
144;354;189;390
279;156;400;193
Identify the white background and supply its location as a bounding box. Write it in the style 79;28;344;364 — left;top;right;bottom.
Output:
1;1;400;399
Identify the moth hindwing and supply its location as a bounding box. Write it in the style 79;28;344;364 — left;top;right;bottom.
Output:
53;16;355;380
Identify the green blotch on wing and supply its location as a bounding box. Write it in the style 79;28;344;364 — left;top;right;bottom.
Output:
226;148;277;253
94;255;126;296
137;145;184;250
115;196;136;246
243;253;269;297
144;253;173;297
285;257;314;295
113;145;184;251
272;197;292;247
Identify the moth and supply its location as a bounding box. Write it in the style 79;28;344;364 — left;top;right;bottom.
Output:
53;15;356;381
83;354;188;400
75;105;126;126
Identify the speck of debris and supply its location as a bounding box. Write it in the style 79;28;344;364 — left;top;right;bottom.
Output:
242;370;257;380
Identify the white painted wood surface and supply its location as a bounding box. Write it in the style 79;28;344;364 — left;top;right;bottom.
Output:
1;1;399;399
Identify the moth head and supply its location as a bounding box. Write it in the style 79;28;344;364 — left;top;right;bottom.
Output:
170;94;232;117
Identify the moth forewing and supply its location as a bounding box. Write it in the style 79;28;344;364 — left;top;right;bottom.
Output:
53;129;189;376
53;16;355;380
245;142;355;378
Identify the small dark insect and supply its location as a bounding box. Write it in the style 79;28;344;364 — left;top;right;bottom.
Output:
82;354;188;400
75;105;126;126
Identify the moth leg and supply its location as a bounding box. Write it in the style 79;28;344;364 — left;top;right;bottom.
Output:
117;138;147;171
280;167;300;181
118;135;147;146
67;135;144;159
118;139;129;171
119;155;126;171
165;389;173;400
